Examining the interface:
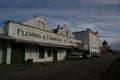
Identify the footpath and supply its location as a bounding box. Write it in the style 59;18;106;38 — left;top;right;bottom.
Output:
97;54;120;80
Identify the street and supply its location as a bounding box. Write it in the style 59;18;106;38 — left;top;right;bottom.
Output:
0;53;119;80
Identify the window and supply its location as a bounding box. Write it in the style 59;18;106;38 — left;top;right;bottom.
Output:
39;47;45;58
47;49;52;57
66;31;68;35
91;52;93;55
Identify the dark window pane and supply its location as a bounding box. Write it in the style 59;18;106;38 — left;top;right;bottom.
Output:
39;47;45;58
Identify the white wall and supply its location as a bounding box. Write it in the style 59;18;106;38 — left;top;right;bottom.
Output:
38;53;53;62
38;49;66;62
89;32;100;55
57;49;67;60
0;46;3;64
25;44;53;62
25;44;39;62
38;48;53;62
6;42;11;64
25;44;67;62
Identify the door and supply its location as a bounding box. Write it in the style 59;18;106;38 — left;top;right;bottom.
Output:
53;49;57;61
11;43;25;64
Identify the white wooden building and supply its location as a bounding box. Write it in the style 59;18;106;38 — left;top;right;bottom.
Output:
0;16;81;64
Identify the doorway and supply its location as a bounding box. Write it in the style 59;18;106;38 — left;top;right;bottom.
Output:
53;49;57;61
11;42;25;64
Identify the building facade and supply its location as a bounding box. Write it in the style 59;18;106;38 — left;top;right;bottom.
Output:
73;29;100;57
100;40;110;53
0;16;81;64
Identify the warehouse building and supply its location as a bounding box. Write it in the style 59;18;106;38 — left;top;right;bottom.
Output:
74;29;100;57
0;16;81;64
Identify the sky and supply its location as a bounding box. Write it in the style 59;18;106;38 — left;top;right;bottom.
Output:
0;0;120;50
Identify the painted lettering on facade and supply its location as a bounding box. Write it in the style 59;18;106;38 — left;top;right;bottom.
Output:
17;28;63;42
17;29;42;38
46;35;62;41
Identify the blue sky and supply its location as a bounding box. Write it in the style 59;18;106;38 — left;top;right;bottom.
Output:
0;0;120;50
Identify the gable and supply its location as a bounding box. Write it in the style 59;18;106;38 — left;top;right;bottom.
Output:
56;25;75;38
23;16;53;32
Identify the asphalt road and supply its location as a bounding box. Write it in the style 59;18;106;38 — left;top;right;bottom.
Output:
0;53;119;80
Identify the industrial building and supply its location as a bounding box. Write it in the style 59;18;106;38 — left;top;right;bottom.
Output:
0;16;81;64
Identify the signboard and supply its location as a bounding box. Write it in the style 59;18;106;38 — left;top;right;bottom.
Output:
16;28;63;42
7;22;80;47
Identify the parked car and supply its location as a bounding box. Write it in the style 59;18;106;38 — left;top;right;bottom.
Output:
66;53;82;60
93;53;100;57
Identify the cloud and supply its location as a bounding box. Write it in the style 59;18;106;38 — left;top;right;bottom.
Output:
0;0;120;49
46;18;72;28
74;23;97;31
80;0;120;5
110;41;120;50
